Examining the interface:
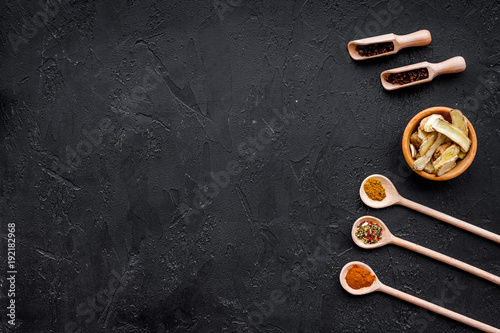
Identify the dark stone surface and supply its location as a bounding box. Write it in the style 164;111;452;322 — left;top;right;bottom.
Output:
1;0;499;332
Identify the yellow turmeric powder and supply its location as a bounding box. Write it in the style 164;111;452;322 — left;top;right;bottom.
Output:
364;178;386;201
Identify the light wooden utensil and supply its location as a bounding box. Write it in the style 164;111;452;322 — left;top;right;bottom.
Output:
340;261;500;332
352;216;500;285
347;30;431;61
380;56;466;90
360;174;500;244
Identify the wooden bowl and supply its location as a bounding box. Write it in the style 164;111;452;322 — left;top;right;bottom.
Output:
402;106;477;181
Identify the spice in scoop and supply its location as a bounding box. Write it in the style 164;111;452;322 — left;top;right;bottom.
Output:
355;220;382;244
363;178;386;201
386;68;429;85
345;264;376;289
356;42;394;57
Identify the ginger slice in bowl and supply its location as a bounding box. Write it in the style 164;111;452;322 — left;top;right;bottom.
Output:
450;109;468;137
434;144;460;177
413;133;446;170
419;132;437;156
431;118;471;153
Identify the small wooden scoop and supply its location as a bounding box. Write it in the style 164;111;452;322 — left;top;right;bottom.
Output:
380;56;466;90
347;30;431;60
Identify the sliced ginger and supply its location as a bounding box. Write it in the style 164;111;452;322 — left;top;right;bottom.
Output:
409;109;471;176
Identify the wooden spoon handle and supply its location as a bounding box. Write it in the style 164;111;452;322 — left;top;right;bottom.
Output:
430;56;466;75
396;30;432;49
378;284;500;332
393;237;500;285
399;197;500;244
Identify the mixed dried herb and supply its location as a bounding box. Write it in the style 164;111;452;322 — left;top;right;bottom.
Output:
356;42;394;57
355;220;382;244
386;68;429;85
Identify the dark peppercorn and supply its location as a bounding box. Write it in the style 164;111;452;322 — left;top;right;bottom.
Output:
356;42;394;57
386;68;429;85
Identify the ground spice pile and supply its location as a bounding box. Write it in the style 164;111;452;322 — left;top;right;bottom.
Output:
363;178;386;201
356;42;394;57
386;68;429;85
345;265;376;289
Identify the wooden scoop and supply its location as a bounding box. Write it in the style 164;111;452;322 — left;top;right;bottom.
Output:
359;174;500;244
351;216;500;285
340;261;500;332
347;30;431;60
380;56;466;90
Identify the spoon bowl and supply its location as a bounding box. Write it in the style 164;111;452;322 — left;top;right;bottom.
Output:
339;261;381;295
359;174;401;208
347;33;398;60
347;30;431;61
352;216;394;249
380;56;466;90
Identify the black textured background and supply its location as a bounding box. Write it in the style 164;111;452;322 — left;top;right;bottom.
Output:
1;0;499;332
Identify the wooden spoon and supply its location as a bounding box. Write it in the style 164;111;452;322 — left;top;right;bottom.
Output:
380;56;466;90
340;261;500;332
347;30;431;61
360;174;500;244
352;216;500;285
